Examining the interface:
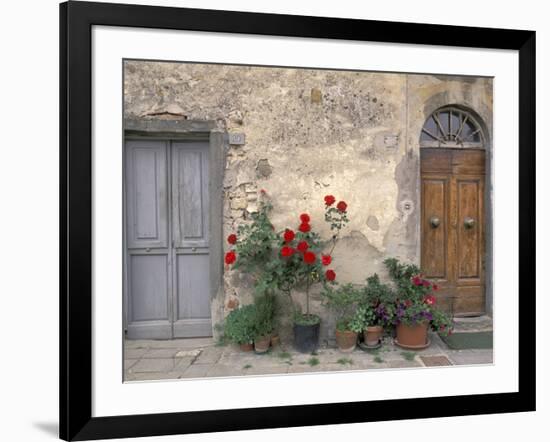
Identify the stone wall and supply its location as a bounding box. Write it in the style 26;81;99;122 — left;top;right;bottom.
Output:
124;61;493;343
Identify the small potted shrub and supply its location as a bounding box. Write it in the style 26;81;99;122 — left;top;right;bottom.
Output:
384;258;453;348
360;274;396;347
223;304;257;351
322;283;363;352
253;293;275;354
335;315;363;353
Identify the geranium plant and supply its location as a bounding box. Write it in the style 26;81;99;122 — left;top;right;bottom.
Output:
384;258;453;335
223;193;350;326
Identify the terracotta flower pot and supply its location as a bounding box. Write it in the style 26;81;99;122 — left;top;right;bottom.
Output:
335;329;358;353
395;322;429;349
363;325;383;347
270;334;280;348
254;335;271;354
239;342;254;352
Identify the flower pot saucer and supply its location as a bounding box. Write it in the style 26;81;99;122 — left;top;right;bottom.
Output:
358;340;382;351
393;337;431;350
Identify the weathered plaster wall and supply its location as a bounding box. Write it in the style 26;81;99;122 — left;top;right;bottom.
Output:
124;61;493;342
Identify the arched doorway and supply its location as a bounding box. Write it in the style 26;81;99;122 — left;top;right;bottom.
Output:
420;107;486;316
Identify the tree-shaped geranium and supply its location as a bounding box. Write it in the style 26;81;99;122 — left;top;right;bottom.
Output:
223;193;350;352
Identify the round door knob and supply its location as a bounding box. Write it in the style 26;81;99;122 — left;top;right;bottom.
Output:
464;217;475;229
430;216;441;228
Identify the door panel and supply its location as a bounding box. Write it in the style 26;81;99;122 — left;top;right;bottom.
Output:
129;254;169;321
173;252;212;337
421;178;448;280
421;148;486;316
172;144;209;247
125;139;212;339
171;142;211;337
457;179;482;280
125;141;168;249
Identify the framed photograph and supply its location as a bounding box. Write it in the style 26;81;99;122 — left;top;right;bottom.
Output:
60;1;536;440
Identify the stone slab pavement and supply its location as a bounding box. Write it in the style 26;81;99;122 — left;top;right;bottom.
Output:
124;317;493;382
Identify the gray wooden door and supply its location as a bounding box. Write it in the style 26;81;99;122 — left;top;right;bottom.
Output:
125;139;211;339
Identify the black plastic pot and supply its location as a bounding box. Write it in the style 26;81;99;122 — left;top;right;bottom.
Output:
293;321;320;353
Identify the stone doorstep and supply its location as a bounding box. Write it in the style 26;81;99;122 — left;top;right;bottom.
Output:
446;349;494;365
451;315;493;333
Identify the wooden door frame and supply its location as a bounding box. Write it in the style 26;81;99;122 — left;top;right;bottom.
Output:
123;119;227;338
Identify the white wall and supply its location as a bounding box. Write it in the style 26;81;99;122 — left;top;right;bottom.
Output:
0;1;547;441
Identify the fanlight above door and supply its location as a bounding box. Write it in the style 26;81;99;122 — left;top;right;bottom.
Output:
420;107;484;148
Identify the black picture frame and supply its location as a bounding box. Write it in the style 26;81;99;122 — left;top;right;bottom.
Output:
60;1;536;440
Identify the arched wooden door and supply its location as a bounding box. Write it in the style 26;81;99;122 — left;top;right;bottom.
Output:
420;108;486;316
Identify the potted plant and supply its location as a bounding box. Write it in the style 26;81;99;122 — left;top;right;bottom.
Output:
360;274;396;347
384;258;453;349
253;292;275;354
283;196;349;352
322;283;364;352
335;316;364;352
223;304;257;351
225;194;350;353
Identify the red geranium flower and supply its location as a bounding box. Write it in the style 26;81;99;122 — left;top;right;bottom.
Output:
225;251;236;265
303;251;316;264
298;223;311;233
297;241;309;253
412;275;422;286
321;254;332;266
280;246;295;257
227;233;237;245
325;269;336;281
283;229;295;242
422;280;431;288
299;213;310;223
324;195;336;206
336;201;348;212
423;295;436;306
433;284;439;291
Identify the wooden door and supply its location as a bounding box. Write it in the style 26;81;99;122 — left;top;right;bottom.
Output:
421;148;485;315
171;142;212;338
125;139;212;339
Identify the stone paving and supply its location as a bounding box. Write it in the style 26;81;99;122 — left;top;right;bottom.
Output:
124;316;493;381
